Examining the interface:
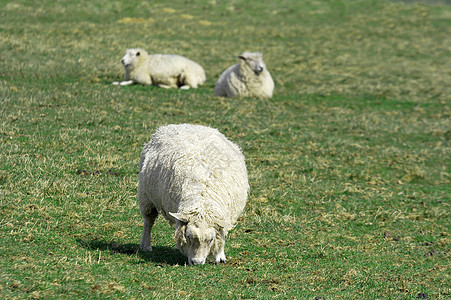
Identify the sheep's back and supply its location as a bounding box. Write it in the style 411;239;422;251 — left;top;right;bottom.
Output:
139;124;248;224
147;55;204;77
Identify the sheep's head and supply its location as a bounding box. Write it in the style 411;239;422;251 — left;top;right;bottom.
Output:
170;212;232;265
121;48;147;68
239;52;266;75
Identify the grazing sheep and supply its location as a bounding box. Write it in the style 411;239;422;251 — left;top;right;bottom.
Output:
214;51;274;98
112;48;206;89
138;124;249;265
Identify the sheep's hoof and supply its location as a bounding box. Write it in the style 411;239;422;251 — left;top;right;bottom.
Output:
112;81;120;85
179;85;190;90
214;257;227;265
140;246;153;252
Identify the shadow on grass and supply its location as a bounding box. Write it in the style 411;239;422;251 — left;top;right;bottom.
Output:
77;238;187;266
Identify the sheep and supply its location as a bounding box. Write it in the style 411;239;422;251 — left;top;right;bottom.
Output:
138;124;249;265
214;51;274;98
112;48;206;89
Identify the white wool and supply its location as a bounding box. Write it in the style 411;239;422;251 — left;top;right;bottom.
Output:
138;124;249;265
214;51;274;98
113;48;206;89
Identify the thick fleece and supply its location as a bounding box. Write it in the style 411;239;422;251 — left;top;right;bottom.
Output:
113;48;206;89
138;124;249;265
214;52;274;98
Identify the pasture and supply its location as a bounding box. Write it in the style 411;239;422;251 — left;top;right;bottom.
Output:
0;0;450;298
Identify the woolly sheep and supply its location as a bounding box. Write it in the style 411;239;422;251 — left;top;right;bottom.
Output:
138;124;249;265
112;48;206;89
214;51;274;98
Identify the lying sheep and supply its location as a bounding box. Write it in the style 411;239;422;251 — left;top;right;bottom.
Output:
138;124;249;265
112;48;206;89
214;51;274;98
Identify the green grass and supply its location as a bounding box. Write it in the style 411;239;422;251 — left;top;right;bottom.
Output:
1;0;450;298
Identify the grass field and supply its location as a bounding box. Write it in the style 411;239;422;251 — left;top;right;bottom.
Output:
1;0;450;298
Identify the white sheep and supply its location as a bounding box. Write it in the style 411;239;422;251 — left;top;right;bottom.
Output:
112;48;206;89
214;51;274;98
138;124;249;265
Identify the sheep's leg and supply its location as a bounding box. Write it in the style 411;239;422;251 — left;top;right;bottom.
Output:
112;80;134;86
119;80;134;86
214;241;227;264
140;207;158;251
181;76;196;89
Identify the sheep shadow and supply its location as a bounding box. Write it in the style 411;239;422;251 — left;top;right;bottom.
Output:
77;238;187;266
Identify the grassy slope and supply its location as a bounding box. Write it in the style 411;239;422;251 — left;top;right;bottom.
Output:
0;0;450;298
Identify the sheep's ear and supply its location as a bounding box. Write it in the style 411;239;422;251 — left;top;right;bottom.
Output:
238;55;246;61
169;212;189;223
216;220;234;230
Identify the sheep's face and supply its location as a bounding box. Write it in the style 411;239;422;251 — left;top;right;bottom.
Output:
180;223;216;265
121;49;145;68
170;212;231;265
239;52;266;75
